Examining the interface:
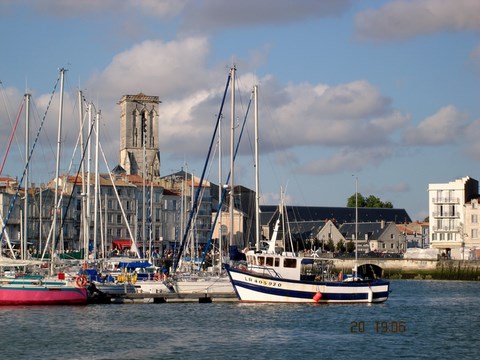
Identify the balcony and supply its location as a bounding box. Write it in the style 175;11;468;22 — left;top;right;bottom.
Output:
432;211;460;218
432;226;458;232
432;197;459;204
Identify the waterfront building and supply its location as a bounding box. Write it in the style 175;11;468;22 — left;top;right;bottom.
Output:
315;219;342;251
159;171;213;248
339;221;406;253
0;177;22;255
464;197;480;259
428;176;479;259
397;221;429;249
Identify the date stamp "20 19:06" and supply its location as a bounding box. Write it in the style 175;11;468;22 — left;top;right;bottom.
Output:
350;321;406;334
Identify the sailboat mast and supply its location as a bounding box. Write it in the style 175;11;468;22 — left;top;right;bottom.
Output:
78;90;88;261
218;114;223;269
23;93;30;260
93;110;100;260
51;68;65;274
87;103;92;254
355;175;358;277
254;85;260;252
142;115;146;259
229;66;236;250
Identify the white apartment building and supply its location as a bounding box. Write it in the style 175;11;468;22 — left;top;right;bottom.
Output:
428;176;479;260
464;197;480;259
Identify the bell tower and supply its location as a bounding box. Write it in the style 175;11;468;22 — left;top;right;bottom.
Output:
118;93;161;178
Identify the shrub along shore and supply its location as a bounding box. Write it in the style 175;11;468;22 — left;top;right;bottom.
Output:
384;260;480;281
332;259;480;281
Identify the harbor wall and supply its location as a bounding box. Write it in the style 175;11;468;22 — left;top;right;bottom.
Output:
330;259;480;280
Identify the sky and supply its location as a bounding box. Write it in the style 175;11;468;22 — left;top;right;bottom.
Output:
0;0;479;222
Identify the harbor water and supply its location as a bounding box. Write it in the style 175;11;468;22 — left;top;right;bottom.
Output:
0;280;478;359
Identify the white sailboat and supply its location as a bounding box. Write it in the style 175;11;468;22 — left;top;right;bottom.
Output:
0;69;88;305
170;68;240;296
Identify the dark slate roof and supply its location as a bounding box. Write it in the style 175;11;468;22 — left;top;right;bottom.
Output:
289;220;326;239
259;205;411;225
339;222;392;240
190;176;412;225
112;164;126;175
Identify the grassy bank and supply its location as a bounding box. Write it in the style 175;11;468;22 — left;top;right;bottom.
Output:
384;261;480;281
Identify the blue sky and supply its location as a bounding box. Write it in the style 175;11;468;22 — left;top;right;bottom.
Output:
0;0;479;221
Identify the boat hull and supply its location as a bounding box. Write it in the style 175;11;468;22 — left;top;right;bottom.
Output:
224;265;389;303
0;284;88;305
135;280;174;294
92;282;136;295
173;277;234;295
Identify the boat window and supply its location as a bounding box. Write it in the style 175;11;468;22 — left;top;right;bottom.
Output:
284;258;297;268
274;258;280;267
258;256;265;265
266;257;274;266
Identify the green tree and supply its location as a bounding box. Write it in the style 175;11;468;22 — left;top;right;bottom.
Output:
325;239;335;252
346;240;355;253
336;239;346;252
347;193;366;207
347;193;393;208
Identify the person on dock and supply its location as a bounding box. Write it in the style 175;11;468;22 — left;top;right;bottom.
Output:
161;265;169;281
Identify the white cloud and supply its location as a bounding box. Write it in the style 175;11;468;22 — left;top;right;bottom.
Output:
179;0;352;34
2;0;352;28
258;79;408;151
79;38;411;176
297;147;392;175
1;0;185;18
89;37;213;100
355;0;480;41
403;105;468;145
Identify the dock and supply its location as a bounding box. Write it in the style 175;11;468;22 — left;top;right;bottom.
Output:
107;292;238;304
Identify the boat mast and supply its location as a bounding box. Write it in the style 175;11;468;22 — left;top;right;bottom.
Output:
149;176;153;264
78;90;88;262
217;114;223;270
51;68;65;275
87;103;93;258
354;175;358;277
93;109;100;260
254;85;260;252
142;110;146;259
23;93;30;260
229;66;236;251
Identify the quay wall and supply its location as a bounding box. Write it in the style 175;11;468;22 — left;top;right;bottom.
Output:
330;259;480;280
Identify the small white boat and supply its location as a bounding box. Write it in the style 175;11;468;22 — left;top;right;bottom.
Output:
171;273;234;295
92;281;136;296
134;279;175;294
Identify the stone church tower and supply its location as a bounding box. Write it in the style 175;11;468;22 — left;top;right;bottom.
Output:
118;93;161;178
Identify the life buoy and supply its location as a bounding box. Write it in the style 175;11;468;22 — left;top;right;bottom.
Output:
76;275;87;287
153;273;161;281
